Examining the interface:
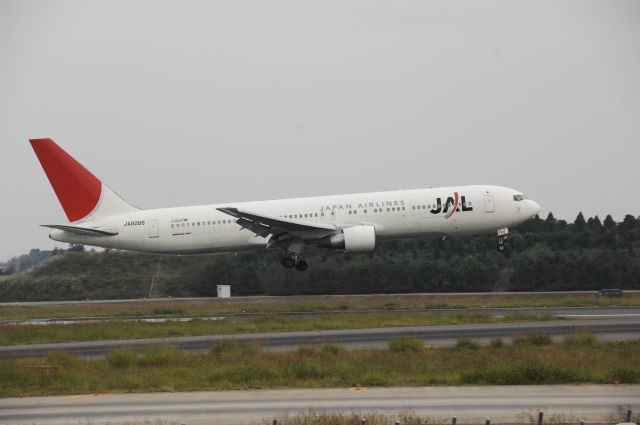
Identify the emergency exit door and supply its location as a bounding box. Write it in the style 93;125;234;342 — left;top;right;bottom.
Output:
148;220;159;238
484;193;495;213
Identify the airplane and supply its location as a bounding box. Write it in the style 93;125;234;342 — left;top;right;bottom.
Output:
30;138;541;271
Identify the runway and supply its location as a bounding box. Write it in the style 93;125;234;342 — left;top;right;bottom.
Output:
3;306;640;326
1;318;638;357
1;385;638;424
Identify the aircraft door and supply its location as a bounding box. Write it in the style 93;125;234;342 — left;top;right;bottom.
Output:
148;220;160;238
484;193;495;213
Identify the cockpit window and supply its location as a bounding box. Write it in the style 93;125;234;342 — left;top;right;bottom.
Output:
513;194;527;201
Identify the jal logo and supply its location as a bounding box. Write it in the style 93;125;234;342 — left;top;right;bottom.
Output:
430;192;473;219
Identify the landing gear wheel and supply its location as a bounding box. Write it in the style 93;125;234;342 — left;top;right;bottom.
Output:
496;229;508;253
295;259;308;271
281;256;296;269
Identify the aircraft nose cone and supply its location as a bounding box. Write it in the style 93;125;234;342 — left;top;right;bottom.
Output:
529;200;541;216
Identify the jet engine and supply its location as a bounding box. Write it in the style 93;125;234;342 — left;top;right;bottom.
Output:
318;225;376;252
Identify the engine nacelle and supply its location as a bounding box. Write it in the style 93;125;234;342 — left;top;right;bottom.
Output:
318;225;376;252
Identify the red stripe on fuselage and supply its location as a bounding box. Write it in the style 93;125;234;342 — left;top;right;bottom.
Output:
30;138;102;222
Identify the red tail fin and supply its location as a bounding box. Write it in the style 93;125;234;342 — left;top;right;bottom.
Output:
30;138;102;222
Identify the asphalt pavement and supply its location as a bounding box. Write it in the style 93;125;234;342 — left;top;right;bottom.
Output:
1;317;638;357
1;385;638;425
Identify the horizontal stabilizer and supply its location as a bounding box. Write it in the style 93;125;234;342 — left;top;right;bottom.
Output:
41;224;119;237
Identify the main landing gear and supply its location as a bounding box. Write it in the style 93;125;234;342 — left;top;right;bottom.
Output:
496;228;509;253
281;253;308;271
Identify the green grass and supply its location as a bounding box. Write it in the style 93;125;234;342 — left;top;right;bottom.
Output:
1;291;639;320
0;312;558;345
0;334;638;396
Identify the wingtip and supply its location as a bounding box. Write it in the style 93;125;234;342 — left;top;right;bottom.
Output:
217;207;240;217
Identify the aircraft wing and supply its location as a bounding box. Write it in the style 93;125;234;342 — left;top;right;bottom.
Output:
217;207;337;241
41;224;119;237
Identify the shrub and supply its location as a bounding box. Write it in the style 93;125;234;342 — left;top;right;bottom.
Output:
297;343;346;355
45;350;79;368
461;361;589;385
361;372;390;386
106;348;138;368
513;332;552;347
389;337;425;353
210;339;263;358
139;345;184;367
489;338;505;348
320;343;346;355
563;332;599;348
290;363;329;380
454;337;480;351
296;345;319;355
608;367;640;383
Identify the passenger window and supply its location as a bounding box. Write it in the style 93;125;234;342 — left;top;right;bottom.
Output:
364;209;367;213
348;211;352;214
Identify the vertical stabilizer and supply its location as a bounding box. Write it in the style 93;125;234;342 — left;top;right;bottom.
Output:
30;138;139;222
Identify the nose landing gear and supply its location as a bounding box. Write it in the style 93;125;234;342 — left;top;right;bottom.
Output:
496;228;509;253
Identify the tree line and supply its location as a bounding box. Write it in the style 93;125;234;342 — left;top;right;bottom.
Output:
0;212;638;301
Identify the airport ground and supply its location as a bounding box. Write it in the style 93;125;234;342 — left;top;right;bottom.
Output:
1;291;639;346
1;322;639;397
1;292;639;424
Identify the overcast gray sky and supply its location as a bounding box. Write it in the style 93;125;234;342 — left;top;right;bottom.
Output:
1;0;639;260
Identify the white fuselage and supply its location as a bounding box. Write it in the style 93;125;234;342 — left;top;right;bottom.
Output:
50;185;540;254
